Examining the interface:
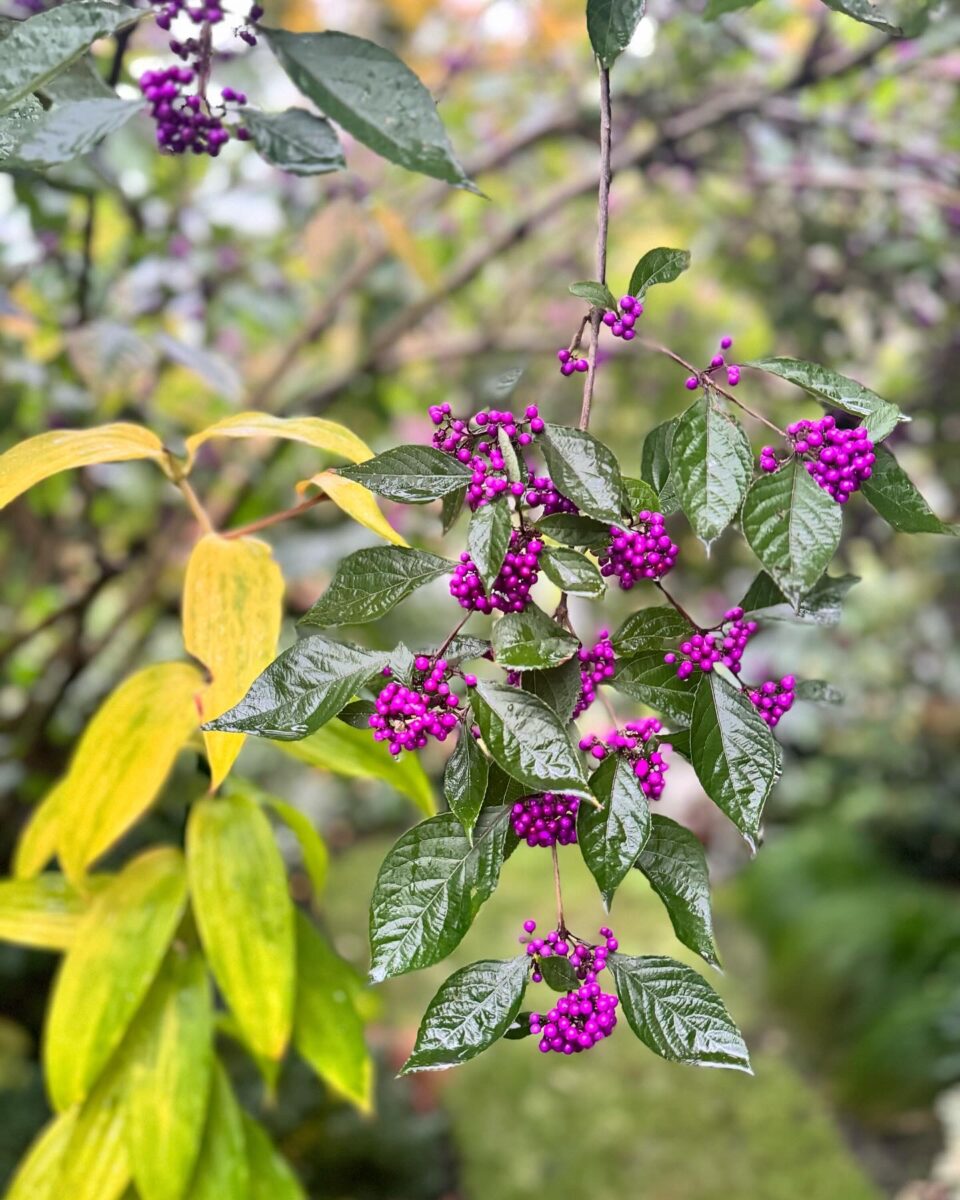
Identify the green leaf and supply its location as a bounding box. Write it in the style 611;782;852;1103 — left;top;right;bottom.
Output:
819;0;904;34
0;96;43;160
0;2;141;115
203;635;388;740
612;605;691;657
262;795;330;894
538;955;580;992
187;793;295;1060
243;1115;306;1200
299;547;451;627
640;418;680;514
11;98;143;168
578;754;651;908
491;605;579;671
280;717;435;816
3;1109;77;1200
627;247;690;298
704;0;762;16
185;1063;249;1200
611;652;697;724
539;546;605;597
263;28;472;186
338;445;471;504
689;673;779;851
635;815;720;969
482;762;529;809
470;681;592;799
294;914;372;1112
441;484;467;532
744;357;905;442
401;956;529;1073
44;848;187;1112
537;512;611;551
608;954;751;1071
741;460;843;607
443;730;490;841
740;570;859;625
243;106;345;175
670;394;752;547
586;0;647;68
622;476;662;516
860;445;957;534
539;424;625;524
480;366;525;403
468;501;512;593
795;679;844;704
568;280;617;310
57;1057;130;1200
125;951;213;1200
497;426;523;484
368;807;513;982
503;1013;536;1040
444;635;491;666
519;657;584;723
37;57;114;101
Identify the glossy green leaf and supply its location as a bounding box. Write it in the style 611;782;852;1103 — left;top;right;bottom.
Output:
263;28;471;186
640;418;680;514
611;651;697;724
538;955;580;992
568;280;617;310
579;754;651;908
689;673;779;851
635;815;720;969
612;605;691;657
622;476;662;516
741;460;843;607
519;657;583;723
586;0;647;68
37;57;113;101
539;546;605;597
187;793;295;1060
539;424;625;524
470;681;592;799
401;956;529;1073
12;99;142;168
185;1064;249;1200
820;0;904;34
443;730;490;840
627;246;690;298
739;570;859;624
861;445;957;534
609;954;751;1071
670;394;752;547
44;848;187;1112
299;547;451;627
468;501;512;593
369;807;513;982
441;484;467;532
444;635;491;667
482;762;529;809
244;106;345;175
490;605;579;670
243;1115;306;1200
338;444;471;504
0;97;43;160
203;635;389;740
537;512;611;551
795;679;844;704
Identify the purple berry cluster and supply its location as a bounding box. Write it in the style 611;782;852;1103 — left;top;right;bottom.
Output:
747;676;795;728
368;657;461;755
761;416;875;505
449;532;543;614
556;349;589;377
664;606;758;681
522;921;620;1054
572;631;616;719
429;403;544;511
598;511;678;589
510;794;580;848
685;335;739;391
524;475;578;516
601;294;643;341
578;719;671;800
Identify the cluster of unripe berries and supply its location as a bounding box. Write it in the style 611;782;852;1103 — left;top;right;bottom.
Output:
368;659;461;755
761;416;875;505
572;631;616;719
598;511;678;589
664;607;758;680
747;676;796;728
522;922;620;1054
429;403;545;511
685;336;739;390
524;475;578;516
557;294;643;376
449;532;543;614
510;794;580;848
578;718;671;800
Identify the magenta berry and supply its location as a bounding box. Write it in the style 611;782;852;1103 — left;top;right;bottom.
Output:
449;530;543;613
598;511;678;590
510;793;580;847
572;631;616;718
784;416;875;504
525;475;578;516
720;335;733;350
578;719;671;801
665;606;758;680
430;404;544;511
747;675;796;728
368;659;461;755
524;922;621;1054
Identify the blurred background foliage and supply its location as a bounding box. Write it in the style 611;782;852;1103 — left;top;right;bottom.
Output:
1;0;959;1195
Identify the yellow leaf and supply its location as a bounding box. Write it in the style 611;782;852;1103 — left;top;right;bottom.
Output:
183;412;372;471
57;663;202;884
243;1115;306;1200
0;874;93;952
296;470;408;547
4;1108;77;1200
370;200;440;286
13;786;63;879
44;847;188;1112
185;1063;249;1200
0;425;168;510
263;795;329;897
183;535;285;790
57;1059;131;1200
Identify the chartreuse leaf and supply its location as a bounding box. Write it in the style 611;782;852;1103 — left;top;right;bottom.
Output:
609;954;751;1071
820;0;904;34
13;99;143;168
586;0;646;67
44;847;188;1112
740;570;859;625
640;418;680;514
470;681;593;800
297;468;408;546
443;730;490;840
338;445;471;504
520;657;583;723
623;476;661;515
741;460;842;607
689;673;779;851
539;546;604;597
612;605;691;656
280;717;435;816
0;873;93;951
490;605;579;671
670;394;752;547
243;106;344;176
0;2;142;115
259;795;329;895
13;785;63;879
294;914;372;1112
635;815;720;969
124;950;213;1200
627;247;690;298
57;1056;131;1200
569;280;618;310
183;411;372;470
369;807;513;982
0;423;166;509
468;500;512;593
300;547;451;627
861;445;958;534
744;357;905;441
56;662;202;883
185;1063;249;1200
401;956;529;1073
3;1108;77;1200
183;534;285;790
579;754;651;908
243;1114;306;1200
203;635;388;740
540;424;625;523
187;793;295;1060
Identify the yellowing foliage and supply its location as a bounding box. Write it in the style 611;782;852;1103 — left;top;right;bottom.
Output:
183;412;373;470
297;468;409;547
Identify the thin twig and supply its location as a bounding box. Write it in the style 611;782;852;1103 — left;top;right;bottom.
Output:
655;581;700;630
435;612;471;661
578;65;612;434
551;843;566;933
176;480;215;534
222;492;330;540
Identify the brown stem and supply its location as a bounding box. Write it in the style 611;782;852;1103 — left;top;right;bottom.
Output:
222;492;330;540
551;843;566;933
655;581;700;631
435;612;471;661
578;64;612;434
176;479;214;534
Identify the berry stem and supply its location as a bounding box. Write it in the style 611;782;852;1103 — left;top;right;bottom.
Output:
434;612;471;661
221;492;330;539
551;843;566;934
578;63;612;434
655;581;700;630
567;314;590;356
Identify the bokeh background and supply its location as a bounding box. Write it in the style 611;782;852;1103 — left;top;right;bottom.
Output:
2;0;959;1196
